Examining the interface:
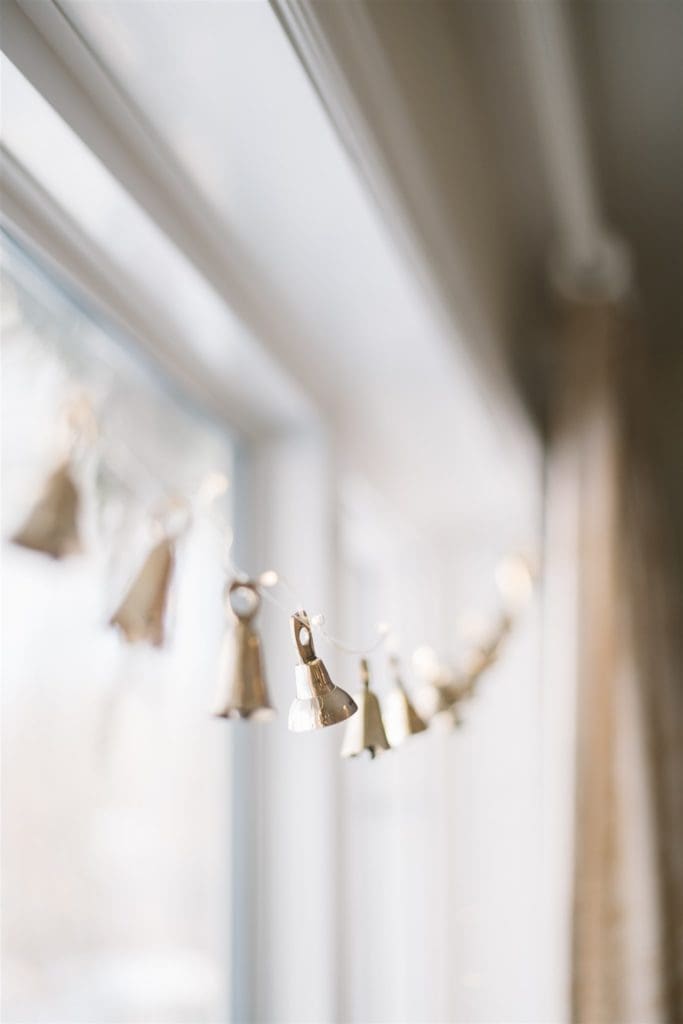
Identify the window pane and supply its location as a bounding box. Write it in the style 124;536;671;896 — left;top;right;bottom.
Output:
1;237;233;1024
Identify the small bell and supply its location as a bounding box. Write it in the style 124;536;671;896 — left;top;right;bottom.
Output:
485;613;512;663
288;611;357;732
416;669;461;725
341;659;391;759
109;536;175;646
213;580;275;721
440;680;471;731
12;461;81;558
462;614;510;683
463;647;492;680
382;655;427;747
445;702;465;729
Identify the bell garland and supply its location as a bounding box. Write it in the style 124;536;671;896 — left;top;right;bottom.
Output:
8;400;532;748
207;558;530;762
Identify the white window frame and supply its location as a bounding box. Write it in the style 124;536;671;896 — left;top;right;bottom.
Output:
1;6;344;1020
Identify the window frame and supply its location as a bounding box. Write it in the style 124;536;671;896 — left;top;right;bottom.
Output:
1;10;343;1019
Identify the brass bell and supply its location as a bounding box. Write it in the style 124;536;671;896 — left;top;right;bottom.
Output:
432;677;471;731
213;580;275;721
462;647;492;681
288;611;357;732
341;659;391;759
413;663;473;729
416;668;460;724
12;461;81;558
462;615;509;684
445;702;465;729
382;655;427;747
109;536;175;646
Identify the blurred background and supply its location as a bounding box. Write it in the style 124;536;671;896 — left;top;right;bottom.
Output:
1;2;681;1022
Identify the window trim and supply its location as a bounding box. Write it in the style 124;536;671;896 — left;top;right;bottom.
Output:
2;0;318;436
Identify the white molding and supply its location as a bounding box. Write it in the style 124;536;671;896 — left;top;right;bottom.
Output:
0;147;304;438
3;0;324;406
5;0;526;418
4;0;529;430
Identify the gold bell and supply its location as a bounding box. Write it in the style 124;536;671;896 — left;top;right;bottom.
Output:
12;461;81;558
109;536;175;646
382;655;427;747
462;617;508;684
436;679;471;730
341;659;391;759
445;702;465;729
413;671;450;720
288;611;357;732
213;580;275;721
413;671;466;729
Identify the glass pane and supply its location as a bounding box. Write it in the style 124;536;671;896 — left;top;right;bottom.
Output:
1;236;234;1024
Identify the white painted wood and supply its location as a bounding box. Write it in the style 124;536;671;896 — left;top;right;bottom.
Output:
5;0;327;409
0;146;306;438
237;430;341;1024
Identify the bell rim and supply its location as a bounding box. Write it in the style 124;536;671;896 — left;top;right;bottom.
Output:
213;704;276;722
287;692;358;732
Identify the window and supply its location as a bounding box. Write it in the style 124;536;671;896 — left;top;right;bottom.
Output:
1;236;234;1023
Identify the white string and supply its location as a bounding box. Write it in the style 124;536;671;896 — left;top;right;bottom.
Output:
313;615;391;656
205;511;393;657
212;521;519;667
259;572;386;652
103;454;519;673
225;563;391;656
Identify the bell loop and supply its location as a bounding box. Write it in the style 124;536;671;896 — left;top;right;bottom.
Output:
227;579;261;623
292;610;316;663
